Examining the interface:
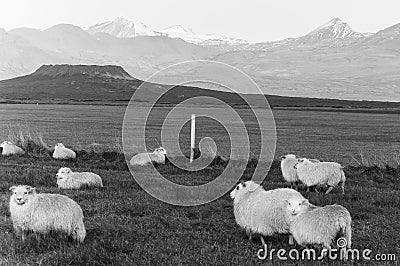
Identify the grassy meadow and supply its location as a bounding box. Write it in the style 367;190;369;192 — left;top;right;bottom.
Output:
0;104;399;165
0;152;398;265
0;104;398;265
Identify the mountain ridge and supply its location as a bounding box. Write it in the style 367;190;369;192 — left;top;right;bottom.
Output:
1;64;400;110
1;18;400;101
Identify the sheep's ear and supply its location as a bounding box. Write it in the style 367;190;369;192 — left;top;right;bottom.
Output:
301;199;309;205
26;186;36;193
9;186;16;191
283;198;289;204
280;155;286;160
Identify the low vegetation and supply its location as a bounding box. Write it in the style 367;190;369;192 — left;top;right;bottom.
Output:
0;148;398;265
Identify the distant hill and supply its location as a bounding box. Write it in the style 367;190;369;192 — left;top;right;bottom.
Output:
32;64;134;80
1;17;400;101
0;64;399;111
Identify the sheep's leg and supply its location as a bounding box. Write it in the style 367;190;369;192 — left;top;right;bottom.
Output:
314;186;319;193
260;235;266;247
288;235;294;245
325;186;334;194
248;232;253;241
15;228;26;242
21;232;27;242
341;181;345;195
34;233;42;244
307;186;310;193
321;243;332;257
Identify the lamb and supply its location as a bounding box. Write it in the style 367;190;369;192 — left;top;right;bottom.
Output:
53;143;76;160
0;141;25;156
295;158;346;194
9;185;86;243
285;197;352;250
56;167;103;189
129;147;167;166
230;181;307;245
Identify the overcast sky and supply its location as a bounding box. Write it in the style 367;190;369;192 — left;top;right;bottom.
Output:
1;0;399;42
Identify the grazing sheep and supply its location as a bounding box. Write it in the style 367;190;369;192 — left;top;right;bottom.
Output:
9;185;86;243
285;197;352;249
280;155;320;189
53;143;76;160
230;181;306;245
56;167;103;189
280;154;299;188
0;141;25;156
129;147;167;166
295;158;346;194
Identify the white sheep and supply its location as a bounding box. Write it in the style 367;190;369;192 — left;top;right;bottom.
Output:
280;155;320;188
285;197;352;250
1;141;25;156
56;167;104;189
129;147;167;166
9;185;86;243
295;158;346;194
53;143;76;160
280;154;300;188
230;181;306;245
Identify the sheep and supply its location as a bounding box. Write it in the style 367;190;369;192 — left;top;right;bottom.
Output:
53;143;76;160
285;197;352;250
280;154;300;188
230;181;307;245
280;155;320;189
129;147;167;166
0;141;25;156
9;185;86;243
56;167;103;189
295;158;346;194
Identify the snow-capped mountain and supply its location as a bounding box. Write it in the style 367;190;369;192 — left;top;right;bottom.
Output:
241;17;366;51
307;18;364;39
162;25;195;36
86;18;247;46
87;17;161;38
160;25;247;46
290;17;365;47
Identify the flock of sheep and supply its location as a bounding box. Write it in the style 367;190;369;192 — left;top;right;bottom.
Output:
230;154;351;253
1;140;168;244
3;139;351;255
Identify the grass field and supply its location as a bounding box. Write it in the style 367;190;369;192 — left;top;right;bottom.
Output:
0;104;399;165
0;152;398;265
0;104;399;265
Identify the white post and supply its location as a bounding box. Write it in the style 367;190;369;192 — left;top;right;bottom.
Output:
190;114;196;163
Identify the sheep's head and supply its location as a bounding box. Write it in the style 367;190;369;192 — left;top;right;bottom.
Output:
285;198;309;215
0;141;13;148
9;185;36;205
154;147;167;155
230;181;260;199
54;143;65;150
56;167;72;179
293;158;306;170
